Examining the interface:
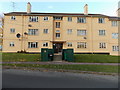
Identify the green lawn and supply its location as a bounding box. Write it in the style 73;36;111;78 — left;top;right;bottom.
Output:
3;63;118;73
2;53;40;62
2;53;119;63
74;54;119;63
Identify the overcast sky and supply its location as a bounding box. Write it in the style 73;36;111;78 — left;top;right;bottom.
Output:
0;0;119;17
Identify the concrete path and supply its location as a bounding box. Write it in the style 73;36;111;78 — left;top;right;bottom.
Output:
2;61;120;65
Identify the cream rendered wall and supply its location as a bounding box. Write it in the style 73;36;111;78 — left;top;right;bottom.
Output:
62;16;91;53
3;15;119;55
3;15;54;52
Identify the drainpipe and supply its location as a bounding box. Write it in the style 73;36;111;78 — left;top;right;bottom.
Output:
91;16;93;54
52;17;54;47
21;14;24;52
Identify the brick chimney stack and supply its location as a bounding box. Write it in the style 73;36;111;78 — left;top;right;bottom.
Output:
27;2;31;14
84;4;88;15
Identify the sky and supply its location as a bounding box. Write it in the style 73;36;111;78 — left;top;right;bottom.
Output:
0;0;120;17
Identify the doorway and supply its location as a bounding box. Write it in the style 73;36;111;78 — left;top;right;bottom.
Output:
53;43;63;53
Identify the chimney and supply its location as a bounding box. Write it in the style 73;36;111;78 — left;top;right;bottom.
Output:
84;4;88;15
27;2;31;14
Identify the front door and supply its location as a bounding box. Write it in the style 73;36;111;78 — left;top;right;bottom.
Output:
53;43;63;53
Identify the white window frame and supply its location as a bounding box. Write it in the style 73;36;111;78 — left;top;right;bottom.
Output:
112;46;119;51
111;21;118;26
54;17;62;20
99;43;106;48
28;42;38;48
77;30;86;36
11;16;16;20
56;30;60;33
43;29;49;34
56;33;60;38
77;17;86;23
10;42;15;47
44;17;48;21
67;29;72;34
112;33;118;39
98;18;105;23
68;17;72;22
10;28;15;33
56;22;60;28
67;42;72;47
77;42;87;48
99;30;106;36
43;42;48;47
29;16;38;22
28;29;38;35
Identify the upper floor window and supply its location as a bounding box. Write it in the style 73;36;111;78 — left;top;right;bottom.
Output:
43;42;48;47
111;21;118;26
56;22;60;28
77;17;86;23
43;29;49;34
10;42;14;47
98;18;105;23
67;42;72;47
54;17;62;20
77;42;87;48
10;28;15;33
29;16;38;22
28;29;38;35
112;33;118;39
77;30;86;36
99;43;106;48
112;46;119;51
99;30;106;36
67;29;72;34
56;30;60;33
68;17;72;22
56;33;60;38
28;42;38;48
11;16;16;20
44;17;48;21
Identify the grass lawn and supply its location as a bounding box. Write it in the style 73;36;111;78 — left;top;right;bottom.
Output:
3;63;118;73
74;54;119;63
2;53;40;62
2;53;119;63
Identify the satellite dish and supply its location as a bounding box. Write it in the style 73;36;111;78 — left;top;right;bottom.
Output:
16;33;21;38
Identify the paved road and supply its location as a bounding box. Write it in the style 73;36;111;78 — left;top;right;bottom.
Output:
2;69;118;88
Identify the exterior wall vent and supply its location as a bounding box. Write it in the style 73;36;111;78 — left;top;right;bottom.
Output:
83;37;87;39
28;24;32;27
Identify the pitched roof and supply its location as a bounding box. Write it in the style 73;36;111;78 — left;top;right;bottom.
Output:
4;12;109;17
108;17;120;21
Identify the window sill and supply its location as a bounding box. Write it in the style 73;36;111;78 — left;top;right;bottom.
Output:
77;22;86;24
28;47;38;49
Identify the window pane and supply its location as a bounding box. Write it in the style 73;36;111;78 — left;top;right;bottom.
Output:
77;30;86;35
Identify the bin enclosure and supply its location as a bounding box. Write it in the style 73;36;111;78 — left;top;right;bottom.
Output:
62;49;74;61
41;48;54;61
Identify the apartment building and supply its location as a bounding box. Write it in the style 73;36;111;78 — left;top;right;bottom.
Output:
3;2;120;55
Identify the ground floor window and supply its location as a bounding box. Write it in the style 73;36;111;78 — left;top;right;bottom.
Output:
112;46;119;51
77;42;86;48
28;42;38;48
67;42;72;47
10;42;14;47
43;42;48;47
99;43;106;48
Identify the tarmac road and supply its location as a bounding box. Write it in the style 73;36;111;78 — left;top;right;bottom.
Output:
2;69;118;88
